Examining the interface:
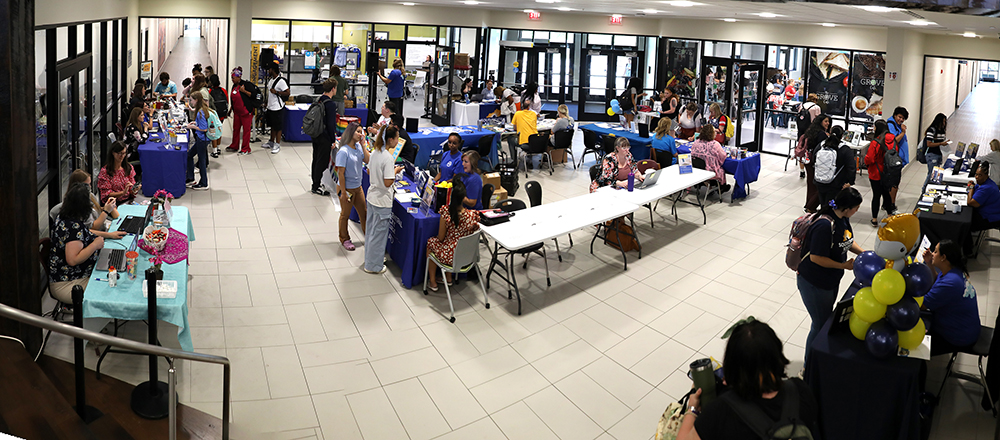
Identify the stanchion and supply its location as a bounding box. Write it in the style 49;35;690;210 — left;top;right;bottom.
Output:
71;285;103;423
130;267;169;419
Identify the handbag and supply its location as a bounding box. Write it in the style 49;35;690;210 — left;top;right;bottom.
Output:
655;389;695;440
605;217;640;252
915;139;927;164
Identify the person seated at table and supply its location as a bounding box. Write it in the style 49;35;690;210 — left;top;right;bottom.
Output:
142;100;155;132
426;178;479;291
965;163;1000;253
675;102;701;141
921;239;980;355
979;139;1000;184
123;107;147;174
461;77;473;96
652;117;678;169
548;104;575;146
499;88;517;123
367;101;397;136
48;183;106;304
364;125;404;274
677;319;820;440
97;141;138;205
482;79;496;101
50;169;125;240
153;72;177;99
689;125;731;193
814;127;856;207
460;150;484;210
435;133;465;183
336;122;370;251
590;137;644;193
510;98;538;155
122;82;146;128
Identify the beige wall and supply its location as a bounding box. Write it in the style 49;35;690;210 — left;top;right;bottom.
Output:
921;57;960;154
253;0;490;28
137;0;231;18
881;29;924;161
659;18;887;52
36;0;136;27
924;34;1000;62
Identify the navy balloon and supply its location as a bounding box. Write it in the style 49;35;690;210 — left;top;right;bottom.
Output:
901;263;934;297
865;319;899;359
886;296;920;331
853;251;884;287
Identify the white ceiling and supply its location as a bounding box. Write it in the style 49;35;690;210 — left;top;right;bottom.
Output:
381;0;1000;36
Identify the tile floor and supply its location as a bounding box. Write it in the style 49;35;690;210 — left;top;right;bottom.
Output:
43;85;1000;440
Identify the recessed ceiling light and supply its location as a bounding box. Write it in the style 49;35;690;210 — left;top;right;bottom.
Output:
662;1;701;6
964;32;977;37
755;12;780;18
401;2;414;4
642;9;659;14
536;0;558;3
523;9;536;12
904;20;934;26
855;5;899;12
723;18;737;22
820;23;835;27
557;6;573;11
462;0;480;4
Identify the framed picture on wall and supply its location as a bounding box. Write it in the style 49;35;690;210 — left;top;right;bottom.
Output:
375;31;389;41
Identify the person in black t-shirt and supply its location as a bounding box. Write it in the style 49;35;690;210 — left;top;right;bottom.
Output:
678;320;822;440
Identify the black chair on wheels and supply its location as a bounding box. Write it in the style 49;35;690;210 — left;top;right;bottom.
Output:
936;325;996;416
552;129;576;169
524;181;570;260
524;134;553;178
477;135;495;169
485;198;550;315
579;130;603;168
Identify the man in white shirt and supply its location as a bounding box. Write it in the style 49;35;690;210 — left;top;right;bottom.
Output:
264;63;290;154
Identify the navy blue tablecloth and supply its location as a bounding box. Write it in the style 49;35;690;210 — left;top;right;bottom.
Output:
676;144;761;201
479;102;500;119
410;126;499;168
139;135;188;198
284;106;371;143
580;125;654;160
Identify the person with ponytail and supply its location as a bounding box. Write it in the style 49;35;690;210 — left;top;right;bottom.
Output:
796;187;865;364
425;178;480;291
814;126;856;207
460;150;484;210
363;125;404;274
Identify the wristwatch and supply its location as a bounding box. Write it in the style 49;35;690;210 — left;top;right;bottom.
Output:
688;406;700;416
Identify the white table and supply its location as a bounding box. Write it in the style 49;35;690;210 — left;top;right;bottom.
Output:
596;166;715;225
781;132;798;171
451;101;480;126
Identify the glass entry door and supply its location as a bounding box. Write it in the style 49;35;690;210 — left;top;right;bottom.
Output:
371;40;405;111
700;56;733;114
499;47;536;90
430;46;454;126
735;61;764;152
580;50;641;121
536;49;564;106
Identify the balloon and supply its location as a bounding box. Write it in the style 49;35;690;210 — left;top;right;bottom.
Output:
914;296;924;307
865;319;899;359
853;287;886;322
898;318;926;350
886;296;921;331
901;263;934;297
872;269;905;305
611;103;622;113
853;251;885;287
849;312;872;341
611;99;620;107
607;108;616;116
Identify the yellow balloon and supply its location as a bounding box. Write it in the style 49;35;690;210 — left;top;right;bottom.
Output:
914;296;924;307
853;287;886;323
607;108;616;116
898;318;926;350
872;269;905;305
849;312;872;341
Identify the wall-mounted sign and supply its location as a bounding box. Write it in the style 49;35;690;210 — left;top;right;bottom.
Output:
888;71;898;81
609;15;623;25
528;11;541;21
512;61;519;68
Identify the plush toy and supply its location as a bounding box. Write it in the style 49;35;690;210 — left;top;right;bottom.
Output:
873;213;921;269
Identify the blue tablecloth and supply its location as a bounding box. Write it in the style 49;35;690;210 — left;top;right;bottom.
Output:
579;126;654;160
410;126;499;168
139;134;188;198
284;106;375;143
344;107;368;126
479;102;500;119
677;144;761;201
83;205;195;352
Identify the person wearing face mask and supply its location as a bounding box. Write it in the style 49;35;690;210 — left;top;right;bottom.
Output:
336;122;371;251
435;133;465;183
363;125;405;274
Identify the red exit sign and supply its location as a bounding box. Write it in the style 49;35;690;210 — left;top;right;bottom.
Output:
528;11;541;20
609;15;623;25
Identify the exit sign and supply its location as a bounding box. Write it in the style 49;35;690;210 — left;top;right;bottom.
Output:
609;15;623;25
528;11;541;20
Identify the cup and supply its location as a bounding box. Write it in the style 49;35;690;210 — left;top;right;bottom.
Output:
690;358;717;407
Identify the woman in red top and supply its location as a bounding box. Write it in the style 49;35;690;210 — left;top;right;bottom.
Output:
97;141;138;205
226;67;253;155
864;119;897;227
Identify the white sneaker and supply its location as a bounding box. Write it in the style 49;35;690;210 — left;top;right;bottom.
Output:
262;141;273;149
271;144;281;154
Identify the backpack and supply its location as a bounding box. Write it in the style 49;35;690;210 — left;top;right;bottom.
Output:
240;82;264;112
269;76;291;100
210;87;228;116
720;115;735;140
206;110;223;141
302;99;328;138
796;102;816;138
813;143;839;184
883;139;904;183
722;380;815;440
605;218;640;252
618;89;635;111
785;213;834;272
794;134;810;163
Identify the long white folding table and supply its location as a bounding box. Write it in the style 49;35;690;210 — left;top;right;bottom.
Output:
595;166;715;226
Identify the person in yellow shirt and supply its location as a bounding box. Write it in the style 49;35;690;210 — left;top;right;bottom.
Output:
510;98;538;157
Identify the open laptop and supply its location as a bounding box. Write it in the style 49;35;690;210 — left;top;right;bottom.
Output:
95;204;153;272
634;168;663;189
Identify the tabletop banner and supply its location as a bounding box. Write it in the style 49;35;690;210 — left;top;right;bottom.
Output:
808;50;850;117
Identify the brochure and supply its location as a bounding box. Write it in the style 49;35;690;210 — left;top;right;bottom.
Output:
678;154;693;174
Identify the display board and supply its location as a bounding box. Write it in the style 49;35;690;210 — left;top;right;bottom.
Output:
850;53;885;120
406;44;435;67
666;40;698;97
808;50;850;117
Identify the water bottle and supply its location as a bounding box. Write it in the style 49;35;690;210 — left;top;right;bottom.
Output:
465;93;470;104
108;266;118;288
690;358;717;407
627;172;635;192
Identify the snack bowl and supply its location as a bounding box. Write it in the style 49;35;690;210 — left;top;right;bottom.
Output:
144;225;170;252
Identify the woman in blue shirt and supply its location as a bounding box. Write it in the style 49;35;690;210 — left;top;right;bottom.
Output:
435;133;465;183
652;117;678;170
921;239;980;354
460;150;484;210
379;58;405;116
185;93;212;190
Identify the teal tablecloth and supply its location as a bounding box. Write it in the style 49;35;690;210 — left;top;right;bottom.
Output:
83;204;195;351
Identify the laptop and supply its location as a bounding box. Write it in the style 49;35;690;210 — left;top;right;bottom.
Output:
470;93;483;102
634;168;663;189
117;203;154;235
95;233;139;272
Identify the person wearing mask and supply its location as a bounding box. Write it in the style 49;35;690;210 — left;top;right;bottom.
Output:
482;79;496;101
330;65;348;116
802;114;831;213
425;178;479;291
689;125;730;193
966;163;1000;254
97;141;138;205
659;87;679;127
921;113;949;193
676;103;701;141
207;74;228;158
524;83;542;114
264;63;289;154
499;88;517;123
364;125;404;274
707;103;730;146
549;104;575;146
310;78;340;196
184;93;212;190
48;183;106;304
227;67;255;155
814;127;856;206
590;137;644;193
378;58;406;115
153;72;177;99
921;239;980;355
460;150;484;210
49;170;124;240
436;133;465;183
652;117;678;169
864;119;898;226
980;139;1000;184
795;187;864;364
336;122;370;251
677;319;821;440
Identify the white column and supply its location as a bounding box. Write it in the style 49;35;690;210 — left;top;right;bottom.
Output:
228;0;252;90
883;28;925;161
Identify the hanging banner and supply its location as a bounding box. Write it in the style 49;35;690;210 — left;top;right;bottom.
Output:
666;40;698;97
250;44;261;85
850;53;885;120
807;50;850;117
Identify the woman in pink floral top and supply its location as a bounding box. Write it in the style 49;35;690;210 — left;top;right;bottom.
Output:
589;137;644;192
689;125;731;193
97;141;138;204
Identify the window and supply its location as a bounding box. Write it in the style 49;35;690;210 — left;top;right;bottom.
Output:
614;35;637;47
374;24;405;41
588;34;613;46
408;25;436;42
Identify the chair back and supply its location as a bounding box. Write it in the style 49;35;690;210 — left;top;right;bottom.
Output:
452;230;482;270
477;135;493;158
527;134;548;154
601;135;617;154
692;156;708;170
481;183;494;209
524;181;542;207
583;130;598;150
589;164;601;182
637;159;659;174
39;238;52;278
553;130;573;150
295;95;314;104
497;198;527;213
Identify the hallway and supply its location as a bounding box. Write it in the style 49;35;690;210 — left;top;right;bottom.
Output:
936;81;1000;155
158;35;215;84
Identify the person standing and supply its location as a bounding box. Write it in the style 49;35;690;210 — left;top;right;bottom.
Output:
330;65;347;116
208;74;228;158
379;58;405;116
814;127;856;207
310;78;340;196
336;122;370;251
886;107;909;208
185;93;212;190
264;63;289;154
921;113;949;193
364;125;404;274
227;67;254;155
621;77;646;130
797;95;822;179
802;115;831;213
864;120;897;226
981;139;1000;184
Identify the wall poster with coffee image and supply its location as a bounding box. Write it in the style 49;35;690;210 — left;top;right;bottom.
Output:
849;53;885;120
807;50;850;117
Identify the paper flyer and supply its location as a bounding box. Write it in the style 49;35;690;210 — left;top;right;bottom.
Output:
678;154;693;174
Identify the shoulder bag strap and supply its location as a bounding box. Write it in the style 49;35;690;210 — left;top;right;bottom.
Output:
721;392;777;440
778;380;801;423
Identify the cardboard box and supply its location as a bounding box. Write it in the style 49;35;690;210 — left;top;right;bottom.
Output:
549;147;567;164
483;172;501;191
490;187;508;208
455;53;470;68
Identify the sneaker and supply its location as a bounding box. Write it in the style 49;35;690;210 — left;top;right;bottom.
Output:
186;180;196;188
870;219;879;228
271;144;281;154
225;146;238;152
238;150;251;156
363;266;387;274
262;141;274;149
311;188;330;196
799;171;806;178
191;184;209;191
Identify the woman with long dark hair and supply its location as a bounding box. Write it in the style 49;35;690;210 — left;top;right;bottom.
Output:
425;178;479;291
921;239;979;354
814;126;857;207
622;77;647;130
48;183;106;303
97;141;137;205
864;119;897;226
921;113;949;192
802;114;831;213
336;122;370;251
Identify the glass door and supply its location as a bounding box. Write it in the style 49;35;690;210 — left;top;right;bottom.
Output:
371;40;406;111
55;56;94;201
430;45;454;126
735;61;764;152
537;48;564;109
580;50;641;121
700;56;733;114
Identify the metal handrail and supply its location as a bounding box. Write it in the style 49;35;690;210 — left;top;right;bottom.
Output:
0;302;230;440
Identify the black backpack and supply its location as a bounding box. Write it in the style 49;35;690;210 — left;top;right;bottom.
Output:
722;380;815;440
796;102;815;138
618;88;634;111
240;82;264;113
883;139;904;182
210;87;228;116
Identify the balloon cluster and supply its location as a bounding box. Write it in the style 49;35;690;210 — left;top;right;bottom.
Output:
849;214;929;358
608;99;622;116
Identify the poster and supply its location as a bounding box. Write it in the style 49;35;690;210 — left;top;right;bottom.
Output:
157;19;166;70
304;50;316;70
850;53;885;120
249;44;261;85
140;61;152;85
666;40;698;97
807;50;850;117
